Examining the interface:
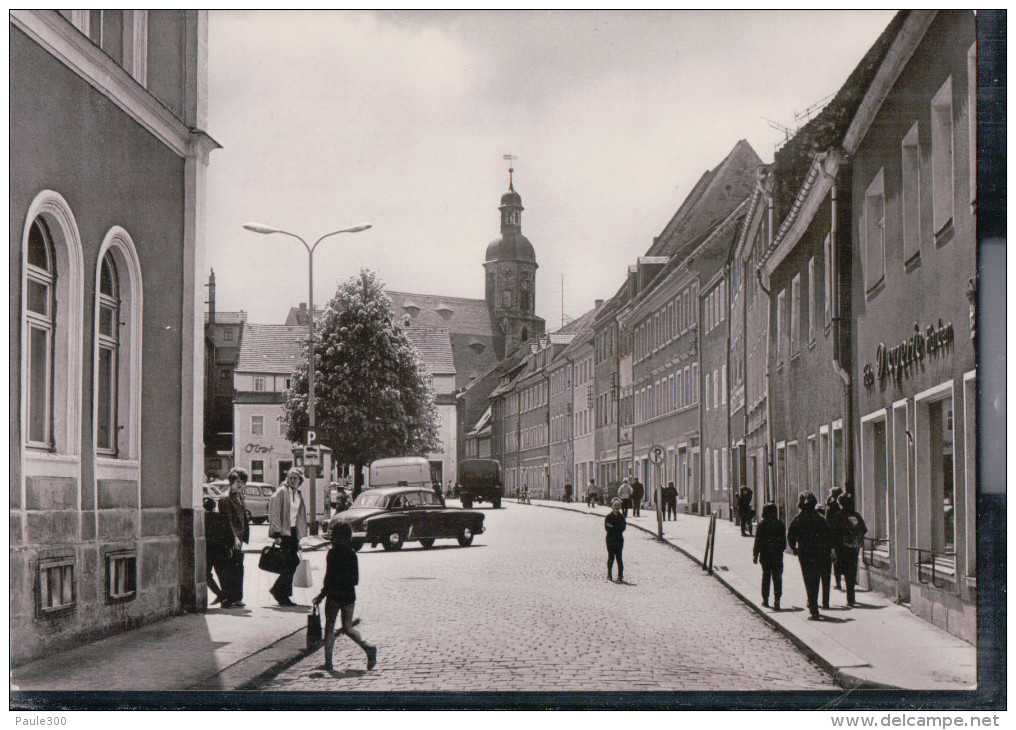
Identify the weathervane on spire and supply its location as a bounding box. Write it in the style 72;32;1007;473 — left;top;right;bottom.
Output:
502;153;518;190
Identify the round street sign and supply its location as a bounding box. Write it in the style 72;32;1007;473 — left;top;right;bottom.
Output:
649;445;665;464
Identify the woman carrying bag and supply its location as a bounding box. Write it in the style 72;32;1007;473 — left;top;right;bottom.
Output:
312;523;378;672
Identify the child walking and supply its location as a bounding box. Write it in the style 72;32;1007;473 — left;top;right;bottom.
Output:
313;523;378;671
605;498;626;582
753;503;787;610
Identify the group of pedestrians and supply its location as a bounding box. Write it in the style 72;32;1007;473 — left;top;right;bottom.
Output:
205;466;377;671
752;488;868;620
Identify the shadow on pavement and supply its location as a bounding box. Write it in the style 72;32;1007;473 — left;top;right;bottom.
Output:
308;666;367;680
267;605;310;613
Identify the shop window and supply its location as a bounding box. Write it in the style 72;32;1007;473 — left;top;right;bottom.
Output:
832;422;845;494
862;412;891;560
807;435;818;490
251;459;265;483
819;428;831;494
863;169;886;292
931;78;954;239
962;372;976;577
38;558;75;616
901;122;922;263
106;552;137;602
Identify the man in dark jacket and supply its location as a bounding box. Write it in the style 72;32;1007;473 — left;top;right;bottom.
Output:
630;477;644;517
787;492;834;620
217;468;250;608
664;482;678;520
313;523;377;671
604;498;626;582
203;497;232;606
830;492;867;607
753;503;787;610
737;486;754;536
825;487;844;590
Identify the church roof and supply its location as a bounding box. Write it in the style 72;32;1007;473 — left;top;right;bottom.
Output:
405;327;456;376
235;324;306;374
485;232;536;263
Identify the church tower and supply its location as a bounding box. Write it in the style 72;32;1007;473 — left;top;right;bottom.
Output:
484;165;545;355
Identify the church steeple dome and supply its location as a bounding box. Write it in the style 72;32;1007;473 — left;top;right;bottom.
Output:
486;166;535;263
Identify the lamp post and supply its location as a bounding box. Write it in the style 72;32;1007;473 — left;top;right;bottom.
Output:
243;221;372;534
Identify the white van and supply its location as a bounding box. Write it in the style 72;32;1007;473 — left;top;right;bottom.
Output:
367;457;433;490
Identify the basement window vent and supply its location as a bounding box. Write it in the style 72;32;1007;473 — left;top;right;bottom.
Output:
106;552;137;603
37;558;76;616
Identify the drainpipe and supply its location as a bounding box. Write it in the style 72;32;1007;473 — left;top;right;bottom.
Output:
821;152;854;494
755;266;775;505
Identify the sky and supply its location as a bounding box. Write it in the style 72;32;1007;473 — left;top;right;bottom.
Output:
205;10;896;330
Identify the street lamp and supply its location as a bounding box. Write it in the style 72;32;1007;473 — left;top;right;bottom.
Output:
243;221;372;534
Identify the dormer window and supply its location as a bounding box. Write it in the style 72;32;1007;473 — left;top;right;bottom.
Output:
468;341;486;355
435;303;454;320
403;300;420;316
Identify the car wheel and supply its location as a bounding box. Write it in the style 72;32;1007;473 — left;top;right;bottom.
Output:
491;498;501;509
382;530;404;551
419;538;435;549
457;526;475;547
462;497;472;509
351;540;364;552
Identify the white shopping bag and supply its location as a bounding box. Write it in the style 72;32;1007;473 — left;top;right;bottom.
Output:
293;557;314;589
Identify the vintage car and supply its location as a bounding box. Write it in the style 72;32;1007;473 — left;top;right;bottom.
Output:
329;486;485;552
242;482;274;524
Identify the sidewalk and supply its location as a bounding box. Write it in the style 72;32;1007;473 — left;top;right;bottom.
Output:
528;498;976;690
11;535;332;692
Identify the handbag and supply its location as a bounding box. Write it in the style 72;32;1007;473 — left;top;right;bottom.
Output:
258;544;288;574
293;556;314;588
306;604;323;650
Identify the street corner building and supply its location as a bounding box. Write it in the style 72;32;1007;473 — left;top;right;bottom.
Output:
10;11;218;664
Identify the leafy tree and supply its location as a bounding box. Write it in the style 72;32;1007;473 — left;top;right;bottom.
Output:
284;269;440;491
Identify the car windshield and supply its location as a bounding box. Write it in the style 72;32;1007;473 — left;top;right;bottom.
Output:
352;492;389;509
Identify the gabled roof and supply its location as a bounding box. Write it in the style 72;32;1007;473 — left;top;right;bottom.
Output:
205;311;247;324
646;139;762;258
386;290;497;337
405;327;456;376
235;324;306;374
554;305;600;361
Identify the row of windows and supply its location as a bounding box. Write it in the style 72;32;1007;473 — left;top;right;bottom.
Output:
595;391;616;428
249;413;287;438
595;325;617;364
632;284;699;364
520;424;548;450
634;363;699;424
703;365;728;412
37;552;137;617
519;381;548;413
252;376;292;393
862;68;974;294
703;446;730;494
703;279;727;334
21;193;142;463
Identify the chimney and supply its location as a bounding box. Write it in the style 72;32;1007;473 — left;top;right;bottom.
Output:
207;269;216;325
595;299;603;308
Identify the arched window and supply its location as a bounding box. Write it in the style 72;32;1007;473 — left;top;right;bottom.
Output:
20;190;84;462
93;227;143;465
24;219;56;447
96;253;120;454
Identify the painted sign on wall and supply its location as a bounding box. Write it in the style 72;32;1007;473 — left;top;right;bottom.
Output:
863;319;955;389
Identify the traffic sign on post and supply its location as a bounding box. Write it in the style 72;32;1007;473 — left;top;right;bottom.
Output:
649;444;665;464
304;445;320;466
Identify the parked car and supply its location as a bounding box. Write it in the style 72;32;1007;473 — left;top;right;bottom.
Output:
242;482;274;524
366;456;433;491
329;486;485;552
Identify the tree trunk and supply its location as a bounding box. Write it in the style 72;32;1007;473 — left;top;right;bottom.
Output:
353;461;365;497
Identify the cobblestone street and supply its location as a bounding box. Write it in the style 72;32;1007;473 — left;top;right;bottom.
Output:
264;502;835;691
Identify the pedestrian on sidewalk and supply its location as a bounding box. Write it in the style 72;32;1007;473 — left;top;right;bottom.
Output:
203;497;230;605
217;467;250;608
604;498;626;582
737;486;754;536
586;479;599;508
564;483;573;503
312;523;378;672
268;468;309;607
829;493;867;607
666;482;679;520
617;479;633;517
630;477;644;517
753;503;787;610
825;487;844;590
787;492;834;620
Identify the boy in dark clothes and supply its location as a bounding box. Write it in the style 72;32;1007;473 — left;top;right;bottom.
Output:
787;492;834;620
604;498;626;583
753;503;787;610
313;523;377;671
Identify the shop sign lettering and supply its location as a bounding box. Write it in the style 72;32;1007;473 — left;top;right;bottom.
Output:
245;443;274;454
863;320;954;389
